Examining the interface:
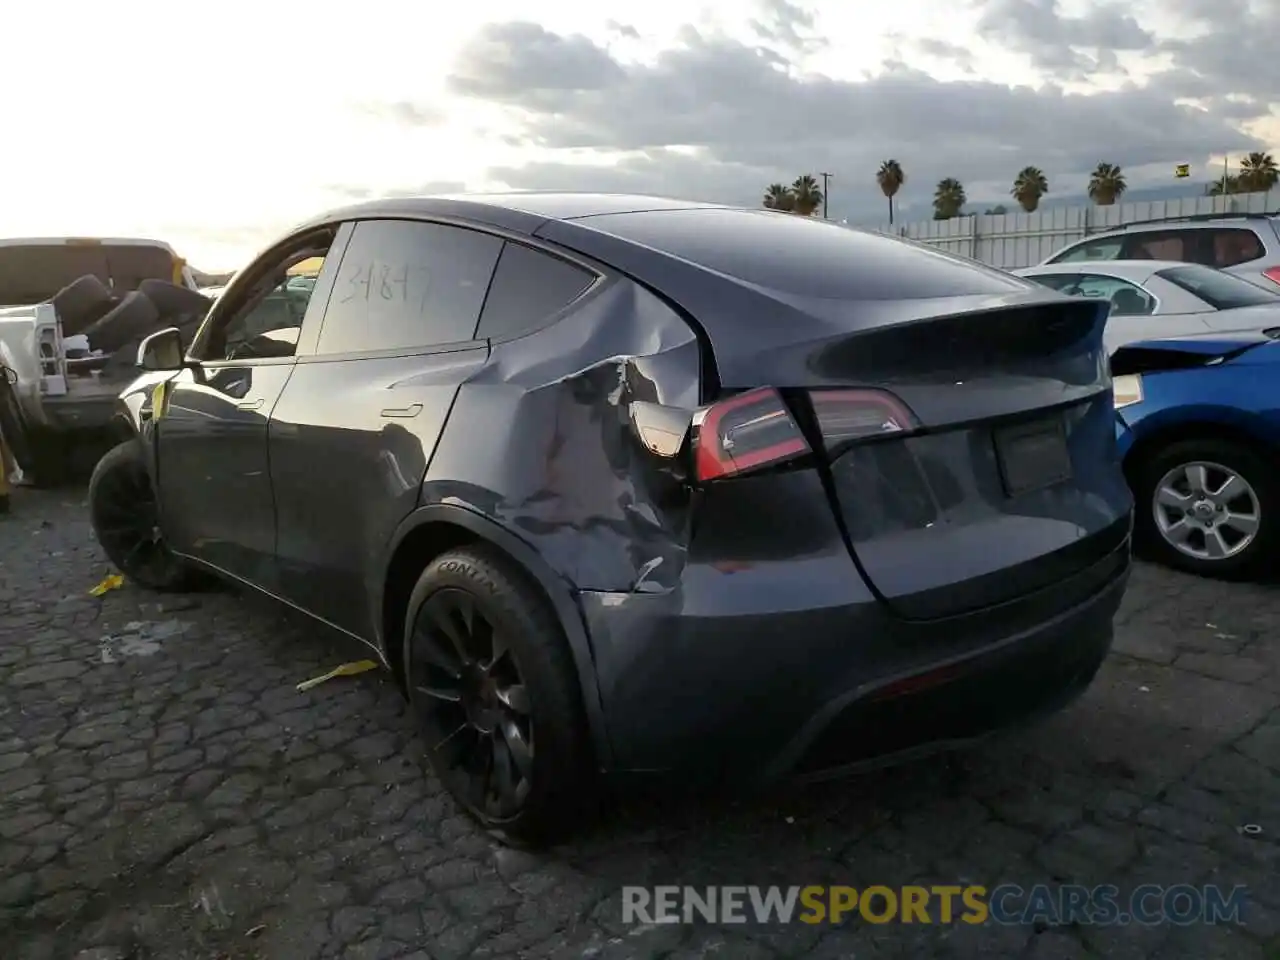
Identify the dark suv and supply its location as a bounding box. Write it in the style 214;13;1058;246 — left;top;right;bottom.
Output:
91;194;1133;845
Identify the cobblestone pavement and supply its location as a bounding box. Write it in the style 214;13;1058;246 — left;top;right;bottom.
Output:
1;488;1278;960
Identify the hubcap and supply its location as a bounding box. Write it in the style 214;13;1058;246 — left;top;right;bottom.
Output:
408;588;533;820
1152;460;1261;561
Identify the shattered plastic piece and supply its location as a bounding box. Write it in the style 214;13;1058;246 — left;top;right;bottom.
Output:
296;659;379;692
88;573;125;596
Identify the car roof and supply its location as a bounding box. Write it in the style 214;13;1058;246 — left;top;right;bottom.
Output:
1019;260;1188;279
292;192;731;238
1062;217;1276;245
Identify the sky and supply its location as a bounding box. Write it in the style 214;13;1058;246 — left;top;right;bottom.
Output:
1;0;1276;271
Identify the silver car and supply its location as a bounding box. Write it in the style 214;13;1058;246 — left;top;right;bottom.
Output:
1038;214;1280;292
1014;260;1280;352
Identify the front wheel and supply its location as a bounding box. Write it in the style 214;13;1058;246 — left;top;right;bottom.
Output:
402;545;596;847
1132;438;1278;580
88;440;196;591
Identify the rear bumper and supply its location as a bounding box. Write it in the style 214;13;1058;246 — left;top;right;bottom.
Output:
579;526;1130;784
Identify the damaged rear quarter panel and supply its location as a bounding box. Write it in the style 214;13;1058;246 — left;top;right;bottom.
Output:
421;275;702;594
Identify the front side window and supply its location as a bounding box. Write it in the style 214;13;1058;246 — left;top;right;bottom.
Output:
316;220;503;355
197;234;334;362
1023;273;1081;291
1068;274;1157;316
1048;237;1123;264
1156;264;1280;310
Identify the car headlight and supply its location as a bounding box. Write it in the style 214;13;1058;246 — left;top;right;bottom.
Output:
1112;373;1143;409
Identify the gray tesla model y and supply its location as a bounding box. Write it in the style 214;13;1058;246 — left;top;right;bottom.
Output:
88;194;1133;845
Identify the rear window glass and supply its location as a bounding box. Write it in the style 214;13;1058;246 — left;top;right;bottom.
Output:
1120;230;1200;263
0;243;177;306
579;208;1027;300
1156;265;1280;310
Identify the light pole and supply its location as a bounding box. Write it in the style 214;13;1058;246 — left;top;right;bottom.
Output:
820;172;832;219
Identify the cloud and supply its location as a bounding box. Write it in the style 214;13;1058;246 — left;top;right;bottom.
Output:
914;38;978;72
974;0;1156;79
446;16;1264;221
356;100;445;127
1155;0;1279;106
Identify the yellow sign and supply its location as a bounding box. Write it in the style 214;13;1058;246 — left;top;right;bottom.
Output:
1174;164;1190;178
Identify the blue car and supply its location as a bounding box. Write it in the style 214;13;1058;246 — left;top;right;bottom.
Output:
1112;331;1280;578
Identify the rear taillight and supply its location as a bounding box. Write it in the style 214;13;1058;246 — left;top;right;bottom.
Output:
691;386;919;482
692;387;809;481
810;389;919;449
1263;266;1280;287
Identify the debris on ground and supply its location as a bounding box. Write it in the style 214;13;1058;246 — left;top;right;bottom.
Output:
295;659;379;692
88;573;125;596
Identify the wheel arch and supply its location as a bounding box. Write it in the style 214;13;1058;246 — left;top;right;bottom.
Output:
376;502;613;768
1121;413;1280;487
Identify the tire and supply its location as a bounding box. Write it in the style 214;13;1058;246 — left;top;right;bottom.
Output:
1131;437;1278;579
402;545;596;847
137;279;213;319
52;275;114;336
88;440;195;591
83;292;161;355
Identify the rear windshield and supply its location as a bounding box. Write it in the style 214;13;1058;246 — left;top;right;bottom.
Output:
579;208;1029;300
0;243;178;306
1155;264;1280;310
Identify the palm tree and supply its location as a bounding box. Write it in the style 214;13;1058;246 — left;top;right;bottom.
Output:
790;174;824;216
1011;166;1049;212
1088;163;1127;206
1239;152;1279;193
876;160;906;225
933;178;966;220
763;183;795;211
1207;174;1241;197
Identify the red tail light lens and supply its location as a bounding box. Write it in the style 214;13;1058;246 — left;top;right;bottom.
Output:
1263;266;1280;287
693;387;810;481
809;389;919;449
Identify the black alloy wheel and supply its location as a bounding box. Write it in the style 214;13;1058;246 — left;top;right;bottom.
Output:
408;587;535;821
89;441;193;590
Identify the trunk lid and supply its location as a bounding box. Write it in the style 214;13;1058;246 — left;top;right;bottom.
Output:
778;295;1131;621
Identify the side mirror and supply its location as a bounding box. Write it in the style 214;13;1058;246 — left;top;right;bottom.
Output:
137;327;186;371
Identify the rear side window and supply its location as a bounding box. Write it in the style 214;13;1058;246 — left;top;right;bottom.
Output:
1119;229;1203;263
1156;264;1280;309
1205;228;1265;268
316;219;502;355
577;208;1027;300
1048;238;1123;264
475;241;596;341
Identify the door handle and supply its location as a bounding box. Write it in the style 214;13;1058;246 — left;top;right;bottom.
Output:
236;398;264;411
380;403;422;419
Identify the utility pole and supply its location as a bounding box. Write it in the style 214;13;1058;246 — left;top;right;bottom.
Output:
820;172;832;219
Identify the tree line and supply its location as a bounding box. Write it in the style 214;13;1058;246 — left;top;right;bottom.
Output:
761;152;1280;224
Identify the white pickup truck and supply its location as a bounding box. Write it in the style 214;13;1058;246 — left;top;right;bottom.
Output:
0;236;211;485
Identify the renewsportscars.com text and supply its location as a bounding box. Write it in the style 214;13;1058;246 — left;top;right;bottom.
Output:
622;884;1249;927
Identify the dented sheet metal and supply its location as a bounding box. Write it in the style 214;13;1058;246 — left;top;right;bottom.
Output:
422;278;701;594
